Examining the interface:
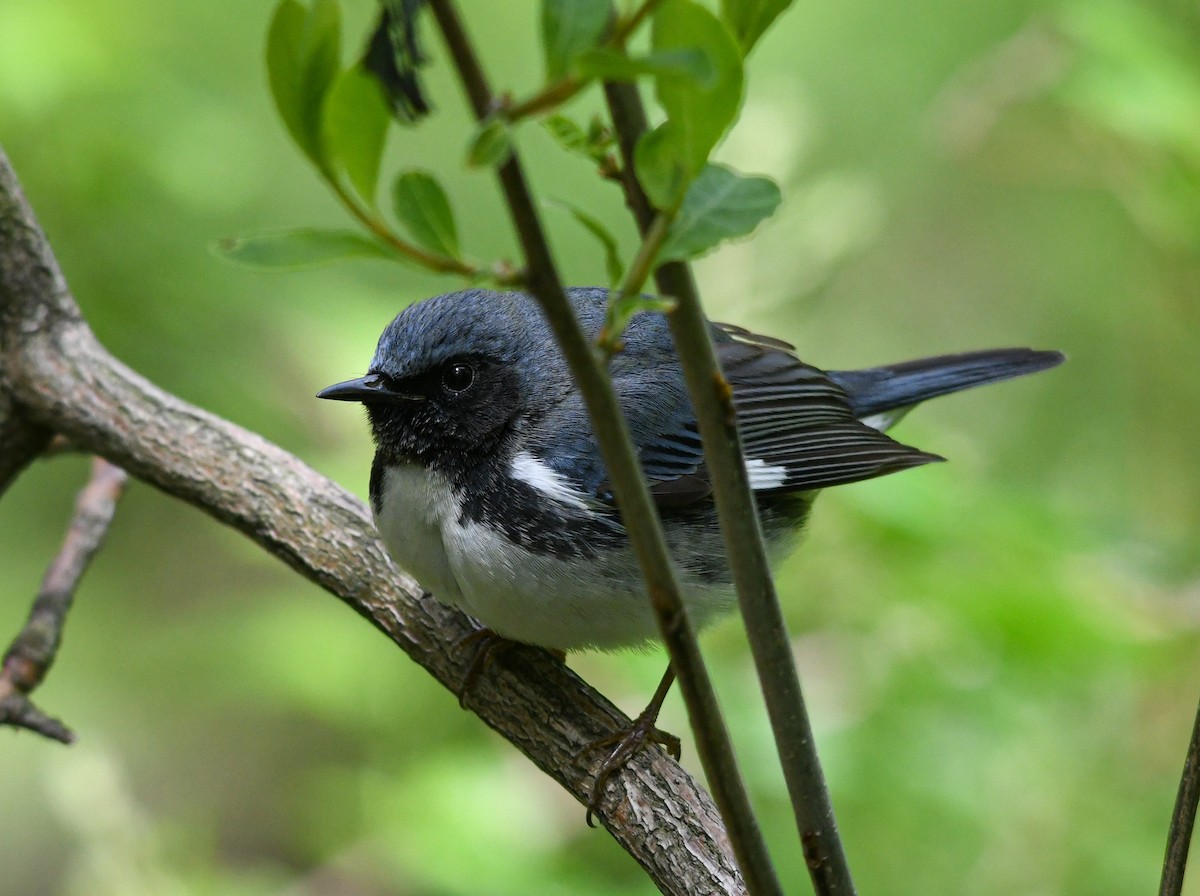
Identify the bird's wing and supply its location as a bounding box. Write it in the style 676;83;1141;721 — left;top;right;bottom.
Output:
534;362;707;509
713;324;942;502
538;323;942;510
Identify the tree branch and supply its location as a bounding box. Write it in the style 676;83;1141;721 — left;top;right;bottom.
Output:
0;147;746;896
1;457;127;742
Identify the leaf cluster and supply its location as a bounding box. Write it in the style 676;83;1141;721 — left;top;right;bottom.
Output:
225;0;792;342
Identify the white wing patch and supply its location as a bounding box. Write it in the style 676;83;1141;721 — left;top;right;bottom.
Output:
509;451;590;510
744;456;788;490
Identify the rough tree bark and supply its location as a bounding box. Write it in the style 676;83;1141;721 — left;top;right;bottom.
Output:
0;149;747;895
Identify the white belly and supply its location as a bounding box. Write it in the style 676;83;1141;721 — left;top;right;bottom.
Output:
372;463;734;651
372;463;466;607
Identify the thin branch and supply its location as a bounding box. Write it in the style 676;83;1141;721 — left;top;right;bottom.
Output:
0;457;127;742
598;211;673;354
326;177;521;284
503;0;665;123
424;4;782;894
0;147;744;896
1161;696;1200;896
612;0;667;48
506;75;585;122
603;81;658;229
602;78;858;894
618;211;673;298
0;694;73;742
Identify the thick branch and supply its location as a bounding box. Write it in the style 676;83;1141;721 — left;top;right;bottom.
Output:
0;149;744;895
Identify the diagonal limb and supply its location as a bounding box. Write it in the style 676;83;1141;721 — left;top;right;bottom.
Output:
0;457;128;742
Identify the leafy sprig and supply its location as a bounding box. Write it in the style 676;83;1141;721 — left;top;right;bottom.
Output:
221;0;787;317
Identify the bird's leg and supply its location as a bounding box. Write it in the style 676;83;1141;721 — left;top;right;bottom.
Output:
580;665;680;826
454;627;565;707
454;627;516;707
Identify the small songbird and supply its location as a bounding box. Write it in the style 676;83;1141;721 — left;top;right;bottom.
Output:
318;286;1062;806
320;286;1061;649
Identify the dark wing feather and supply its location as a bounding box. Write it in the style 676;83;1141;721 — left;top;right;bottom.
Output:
715;326;941;495
589;322;942;509
590;322;1058;510
827;348;1065;419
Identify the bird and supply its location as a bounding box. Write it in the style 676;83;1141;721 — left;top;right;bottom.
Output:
317;285;1063;808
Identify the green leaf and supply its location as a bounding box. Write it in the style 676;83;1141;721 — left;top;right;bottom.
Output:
266;0;342;175
575;47;715;85
391;171;460;258
634;123;688;209
719;0;794;55
543;114;613;165
658;163;781;262
549;199;624;287
541;0;612;82
212;229;393;270
322;66;391;204
466;117;514;167
543;114;590;154
652;0;744;177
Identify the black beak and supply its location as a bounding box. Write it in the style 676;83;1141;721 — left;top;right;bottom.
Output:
316;374;422;403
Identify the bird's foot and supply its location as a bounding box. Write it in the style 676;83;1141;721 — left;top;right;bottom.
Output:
578;705;681;827
453;627;565;707
454;627;518;707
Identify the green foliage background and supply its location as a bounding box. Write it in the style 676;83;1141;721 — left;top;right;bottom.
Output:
3;0;1199;893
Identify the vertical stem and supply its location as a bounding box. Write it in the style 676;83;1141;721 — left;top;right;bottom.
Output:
1161;697;1200;896
603;77;857;894
425;3;782;893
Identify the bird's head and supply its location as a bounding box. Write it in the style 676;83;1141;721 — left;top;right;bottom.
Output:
317;289;571;467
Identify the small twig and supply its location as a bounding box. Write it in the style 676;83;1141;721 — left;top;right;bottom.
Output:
0;457;128;742
0;693;73;742
618;210;673;298
426;3;780;893
327;179;505;282
506;75;585;122
612;0;666;48
504;0;666;123
598;210;673;353
1161;696;1200;896
602;79;858;894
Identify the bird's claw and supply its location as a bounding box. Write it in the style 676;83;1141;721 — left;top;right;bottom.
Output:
452;628;564;707
579;712;681;827
453;627;516;708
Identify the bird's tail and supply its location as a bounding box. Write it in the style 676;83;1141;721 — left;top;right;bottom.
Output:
828;348;1065;425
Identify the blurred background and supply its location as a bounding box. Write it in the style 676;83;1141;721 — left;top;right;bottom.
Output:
2;0;1198;893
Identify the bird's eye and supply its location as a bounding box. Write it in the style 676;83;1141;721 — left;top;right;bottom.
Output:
441;362;476;394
